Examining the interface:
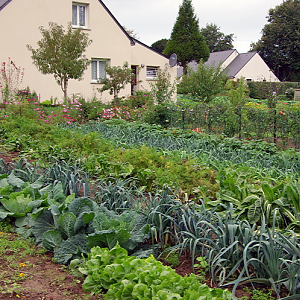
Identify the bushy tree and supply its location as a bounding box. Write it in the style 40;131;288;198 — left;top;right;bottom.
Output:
27;22;92;99
98;62;135;103
149;64;177;104
200;23;234;53
163;0;209;73
178;60;228;102
151;39;169;54
251;0;300;81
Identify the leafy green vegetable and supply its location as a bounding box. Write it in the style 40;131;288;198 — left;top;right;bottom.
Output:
76;244;232;299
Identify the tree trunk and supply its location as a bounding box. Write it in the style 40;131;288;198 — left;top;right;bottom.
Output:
113;89;118;105
63;78;68;99
61;77;68;100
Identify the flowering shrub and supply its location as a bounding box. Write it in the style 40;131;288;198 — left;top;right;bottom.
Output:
0;96;86;124
98;105;146;121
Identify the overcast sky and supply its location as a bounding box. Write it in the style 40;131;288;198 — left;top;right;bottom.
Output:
105;0;284;53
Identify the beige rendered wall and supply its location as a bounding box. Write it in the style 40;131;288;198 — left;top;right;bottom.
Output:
235;54;279;82
131;42;177;93
1;0;174;103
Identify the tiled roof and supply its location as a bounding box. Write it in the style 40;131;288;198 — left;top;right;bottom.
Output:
205;49;236;67
225;52;256;77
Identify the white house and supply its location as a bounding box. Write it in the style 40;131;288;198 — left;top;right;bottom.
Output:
0;0;177;102
178;49;279;82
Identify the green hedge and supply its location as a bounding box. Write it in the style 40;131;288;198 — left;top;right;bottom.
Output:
247;81;300;99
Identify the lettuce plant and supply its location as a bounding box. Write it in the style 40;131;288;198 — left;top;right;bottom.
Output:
74;243;232;299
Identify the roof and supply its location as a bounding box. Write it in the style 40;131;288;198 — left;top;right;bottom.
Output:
205;49;236;67
224;52;257;77
0;0;11;10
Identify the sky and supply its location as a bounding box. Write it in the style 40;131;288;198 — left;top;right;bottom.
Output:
105;0;285;53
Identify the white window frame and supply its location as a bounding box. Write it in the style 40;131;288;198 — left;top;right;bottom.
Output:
72;2;88;28
91;59;109;83
146;66;159;80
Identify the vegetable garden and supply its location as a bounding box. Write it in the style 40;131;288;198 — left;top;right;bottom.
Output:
1;91;300;299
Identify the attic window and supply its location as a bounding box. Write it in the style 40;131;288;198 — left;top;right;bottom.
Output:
72;3;88;28
146;66;159;79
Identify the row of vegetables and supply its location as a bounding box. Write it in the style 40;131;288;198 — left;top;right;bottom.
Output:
2;118;300;298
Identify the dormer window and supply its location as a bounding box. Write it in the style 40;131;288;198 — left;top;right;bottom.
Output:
72;3;88;28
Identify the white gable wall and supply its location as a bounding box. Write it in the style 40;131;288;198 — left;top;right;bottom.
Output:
221;50;239;69
235;53;279;82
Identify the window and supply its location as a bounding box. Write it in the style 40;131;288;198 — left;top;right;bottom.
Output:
72;3;88;28
146;66;158;79
91;59;108;82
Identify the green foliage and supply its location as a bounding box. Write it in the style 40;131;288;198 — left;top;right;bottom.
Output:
88;206;150;251
178;59;228;102
227;78;249;138
125;91;154;108
27;22;92;98
200;23;234;53
251;0;300;81
149;64;177;104
99;62;135;102
75;243;232;299
247;81;300;99
151;38;169;54
163;0;209;72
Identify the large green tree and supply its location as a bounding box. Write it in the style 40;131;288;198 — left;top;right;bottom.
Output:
200;23;234;53
27;22;92;99
163;0;209;73
151;38;169;54
251;0;300;81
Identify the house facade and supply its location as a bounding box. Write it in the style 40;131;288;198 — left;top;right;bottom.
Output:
178;49;279;82
0;0;177;102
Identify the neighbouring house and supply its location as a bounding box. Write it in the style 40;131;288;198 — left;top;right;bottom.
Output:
178;49;279;82
0;0;177;102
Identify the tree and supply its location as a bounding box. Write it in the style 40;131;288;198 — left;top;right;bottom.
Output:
149;64;177;104
98;62;135;103
151;39;169;54
122;26;140;40
251;0;300;81
163;0;209;73
200;23;234;53
178;59;228;102
27;22;92;99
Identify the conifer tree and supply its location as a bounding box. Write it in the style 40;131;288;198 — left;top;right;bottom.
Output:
163;0;209;73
